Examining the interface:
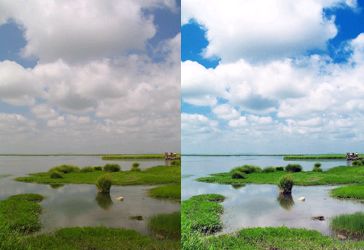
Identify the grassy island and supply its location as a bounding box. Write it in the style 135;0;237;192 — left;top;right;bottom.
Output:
0;193;180;250
283;154;363;160
197;165;364;186
182;194;364;250
101;154;166;160
16;164;181;201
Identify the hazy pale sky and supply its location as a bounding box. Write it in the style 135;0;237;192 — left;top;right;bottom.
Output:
0;0;180;154
181;0;364;154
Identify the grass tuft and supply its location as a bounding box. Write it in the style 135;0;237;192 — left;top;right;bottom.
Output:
103;164;121;172
96;174;112;193
331;212;364;239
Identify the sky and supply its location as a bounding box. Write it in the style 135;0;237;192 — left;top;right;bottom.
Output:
0;0;180;154
181;0;364;154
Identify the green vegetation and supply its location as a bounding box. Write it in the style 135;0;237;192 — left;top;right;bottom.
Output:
93;166;102;171
278;175;294;194
148;212;181;240
182;194;364;250
0;193;180;249
50;171;63;179
353;159;364;166
331;212;364;239
49;165;80;174
149;184;181;201
102;154;165;160
0;194;44;234
131;163;141;172
231;165;262;174
331;184;364;200
80;166;94;173
103;163;121;172
262;167;276;173
197;165;364;186
275;166;284;171
182;194;225;237
283;154;362;160
313;162;323;172
285;164;302;172
96;174;112;193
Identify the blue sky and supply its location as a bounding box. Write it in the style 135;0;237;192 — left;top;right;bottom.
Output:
0;0;180;153
182;0;364;154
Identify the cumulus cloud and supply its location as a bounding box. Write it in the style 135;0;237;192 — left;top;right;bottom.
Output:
0;0;175;63
0;1;180;153
182;0;356;62
182;31;364;153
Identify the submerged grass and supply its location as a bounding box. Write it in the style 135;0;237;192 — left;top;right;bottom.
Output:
197;165;364;186
149;184;181;201
331;212;364;239
148;212;181;240
182;194;364;250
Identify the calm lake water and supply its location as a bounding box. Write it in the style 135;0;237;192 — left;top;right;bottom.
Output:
0;156;179;235
182;155;364;236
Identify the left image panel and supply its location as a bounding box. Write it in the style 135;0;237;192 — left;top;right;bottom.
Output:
0;1;181;249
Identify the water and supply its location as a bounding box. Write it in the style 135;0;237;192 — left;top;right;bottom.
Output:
182;155;364;236
0;156;179;235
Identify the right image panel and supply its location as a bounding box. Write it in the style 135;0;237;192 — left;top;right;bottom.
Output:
181;0;364;249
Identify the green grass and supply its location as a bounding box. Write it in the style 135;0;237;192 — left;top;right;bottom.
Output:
148;212;181;240
102;154;166;160
23;227;179;250
0;194;44;234
182;194;364;250
197;165;364;186
149;184;181;201
331;185;364;200
0;192;180;249
331;212;364;239
16;165;180;186
283;154;363;160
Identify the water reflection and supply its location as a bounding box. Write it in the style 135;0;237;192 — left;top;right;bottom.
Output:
231;184;245;190
277;193;294;210
95;193;113;210
49;183;64;189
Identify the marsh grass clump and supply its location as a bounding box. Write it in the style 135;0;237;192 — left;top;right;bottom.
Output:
231;170;246;179
313;163;323;172
93;166;102;171
148;212;181;240
96;174;112;193
131;163;141;172
278;175;294;195
331;212;364;239
80;166;94;173
50;171;63;179
285;164;302;173
103;163;120;172
231;165;262;175
263;167;276;173
275;166;284;171
149;184;180;200
49;165;80;174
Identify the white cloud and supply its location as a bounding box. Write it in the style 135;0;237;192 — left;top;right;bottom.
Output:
0;0;175;63
182;0;355;62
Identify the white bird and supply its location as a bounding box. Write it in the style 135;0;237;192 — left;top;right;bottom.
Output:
298;196;305;201
116;196;124;201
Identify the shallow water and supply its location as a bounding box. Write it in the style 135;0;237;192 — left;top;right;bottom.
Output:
182;155;364;235
0;156;179;235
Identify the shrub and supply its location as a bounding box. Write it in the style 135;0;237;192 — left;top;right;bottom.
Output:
262;167;276;173
50;171;63;179
132;162;140;168
352;160;364;166
231;171;246;179
103;164;120;172
231;165;262;174
278;175;294;194
314;163;321;168
96;175;112;193
285;164;302;173
275;166;284;171
80;166;94;173
49;164;80;174
93;166;102;171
